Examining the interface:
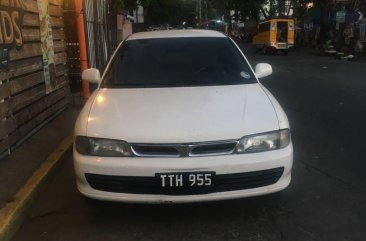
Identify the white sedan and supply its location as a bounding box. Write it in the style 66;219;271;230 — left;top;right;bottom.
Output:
74;30;293;203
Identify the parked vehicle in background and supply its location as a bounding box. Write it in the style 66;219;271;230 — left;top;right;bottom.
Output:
253;19;295;54
196;20;228;34
231;22;246;41
74;30;293;203
147;24;173;31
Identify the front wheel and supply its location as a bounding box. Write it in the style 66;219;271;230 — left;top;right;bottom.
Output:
265;46;277;55
254;45;260;53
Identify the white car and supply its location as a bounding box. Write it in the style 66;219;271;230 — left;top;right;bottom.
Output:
74;30;293;203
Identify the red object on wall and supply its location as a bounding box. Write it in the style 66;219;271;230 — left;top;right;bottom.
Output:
75;0;90;99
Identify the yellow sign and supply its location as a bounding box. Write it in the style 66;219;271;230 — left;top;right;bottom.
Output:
0;0;25;70
37;0;56;94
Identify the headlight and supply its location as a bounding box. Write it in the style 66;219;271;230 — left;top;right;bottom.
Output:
75;136;132;157
235;129;290;153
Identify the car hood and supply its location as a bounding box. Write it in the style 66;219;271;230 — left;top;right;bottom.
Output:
86;84;279;143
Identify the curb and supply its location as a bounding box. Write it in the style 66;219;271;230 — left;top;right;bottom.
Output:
0;134;73;241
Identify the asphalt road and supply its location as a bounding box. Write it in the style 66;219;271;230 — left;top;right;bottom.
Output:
12;45;366;241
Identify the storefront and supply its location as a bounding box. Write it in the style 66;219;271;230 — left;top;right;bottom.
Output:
0;0;69;157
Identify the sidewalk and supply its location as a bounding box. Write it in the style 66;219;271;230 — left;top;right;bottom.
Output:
0;103;81;241
0;106;79;209
293;46;366;62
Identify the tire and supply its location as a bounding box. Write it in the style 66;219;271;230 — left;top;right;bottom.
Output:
254;45;260;53
270;47;277;55
266;46;277;55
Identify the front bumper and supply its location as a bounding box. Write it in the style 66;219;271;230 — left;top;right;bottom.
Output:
273;43;294;50
73;143;293;203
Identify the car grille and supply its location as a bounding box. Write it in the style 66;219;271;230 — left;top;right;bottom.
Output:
130;141;238;157
85;167;284;195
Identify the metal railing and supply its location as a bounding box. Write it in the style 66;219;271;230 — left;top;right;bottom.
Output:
83;0;112;71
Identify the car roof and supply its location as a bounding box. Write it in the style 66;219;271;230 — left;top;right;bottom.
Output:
127;30;227;41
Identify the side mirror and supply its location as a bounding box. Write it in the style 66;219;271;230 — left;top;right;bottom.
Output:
255;63;272;79
82;68;101;84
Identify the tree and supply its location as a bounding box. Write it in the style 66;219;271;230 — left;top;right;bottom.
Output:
140;0;197;26
110;0;139;13
211;0;266;22
314;0;335;44
110;0;197;26
238;0;266;22
261;0;294;20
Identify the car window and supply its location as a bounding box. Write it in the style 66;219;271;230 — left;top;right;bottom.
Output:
102;37;256;88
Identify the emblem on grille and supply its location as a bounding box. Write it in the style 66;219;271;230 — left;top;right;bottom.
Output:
176;145;194;157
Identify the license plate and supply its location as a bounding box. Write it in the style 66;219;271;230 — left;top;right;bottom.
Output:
156;172;215;195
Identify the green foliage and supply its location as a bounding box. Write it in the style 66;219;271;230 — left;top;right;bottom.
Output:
142;0;197;26
110;0;271;25
110;0;140;12
211;0;267;21
110;0;197;26
313;0;335;9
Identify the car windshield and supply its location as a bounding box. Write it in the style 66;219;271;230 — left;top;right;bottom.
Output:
101;37;256;88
